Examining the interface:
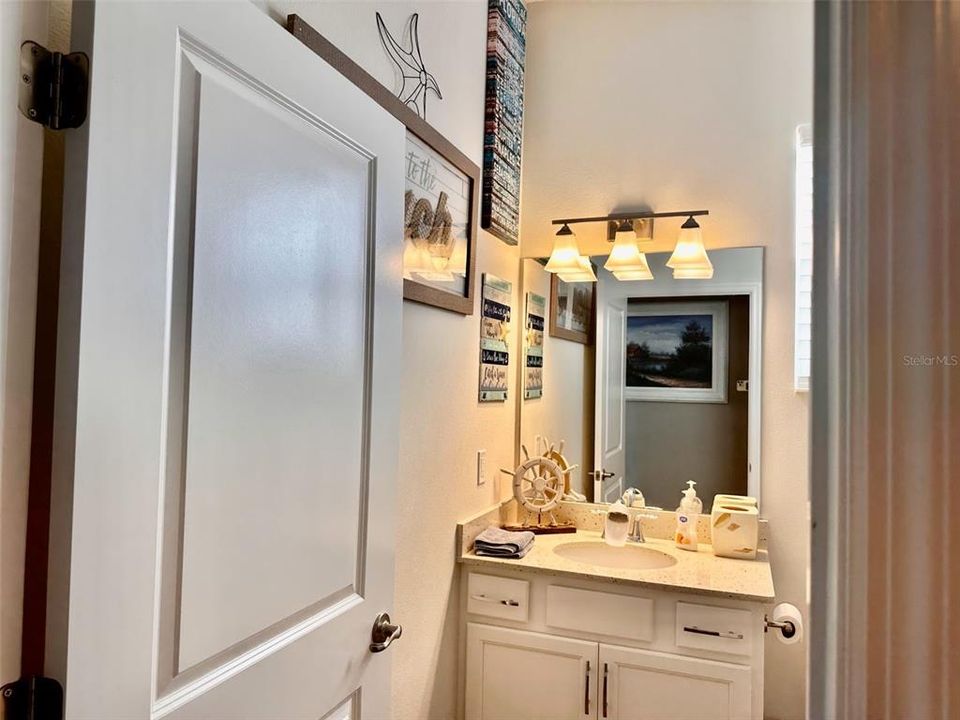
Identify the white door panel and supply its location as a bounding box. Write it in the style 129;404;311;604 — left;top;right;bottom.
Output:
595;268;626;502
177;50;371;673
53;3;403;718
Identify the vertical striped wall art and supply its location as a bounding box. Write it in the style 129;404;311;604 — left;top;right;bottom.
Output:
482;0;527;246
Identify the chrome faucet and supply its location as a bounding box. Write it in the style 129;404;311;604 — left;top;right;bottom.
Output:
626;511;658;543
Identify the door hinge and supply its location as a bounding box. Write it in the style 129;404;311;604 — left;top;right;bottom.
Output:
1;675;64;720
18;41;89;130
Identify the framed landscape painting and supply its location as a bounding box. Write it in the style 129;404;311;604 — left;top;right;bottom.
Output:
625;300;728;403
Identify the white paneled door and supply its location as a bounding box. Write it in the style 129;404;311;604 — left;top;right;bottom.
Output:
52;2;404;718
594;269;626;503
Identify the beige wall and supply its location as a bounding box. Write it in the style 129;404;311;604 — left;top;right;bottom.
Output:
520;3;812;718
255;4;515;718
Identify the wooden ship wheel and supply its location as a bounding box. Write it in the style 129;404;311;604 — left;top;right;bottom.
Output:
513;454;564;516
501;443;577;533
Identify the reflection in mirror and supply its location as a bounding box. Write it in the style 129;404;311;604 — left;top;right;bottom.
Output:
517;258;595;500
517;247;763;508
622;296;748;509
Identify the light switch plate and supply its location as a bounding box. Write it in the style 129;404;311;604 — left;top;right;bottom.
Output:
477;450;486;486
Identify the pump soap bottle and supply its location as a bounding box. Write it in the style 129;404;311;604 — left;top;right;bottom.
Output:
674;480;702;551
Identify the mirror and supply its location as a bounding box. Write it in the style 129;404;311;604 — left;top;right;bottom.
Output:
517;247;763;508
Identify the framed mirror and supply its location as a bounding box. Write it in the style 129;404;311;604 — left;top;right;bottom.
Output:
517;247;763;509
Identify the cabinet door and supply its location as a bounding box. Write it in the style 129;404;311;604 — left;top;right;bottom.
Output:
466;623;598;720
598;644;752;720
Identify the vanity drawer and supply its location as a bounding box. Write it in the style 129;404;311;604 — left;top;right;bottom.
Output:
676;602;754;657
467;573;529;622
546;585;654;641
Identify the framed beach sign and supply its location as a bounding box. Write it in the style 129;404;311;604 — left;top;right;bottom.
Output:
479;274;512;402
288;14;478;315
403;132;475;311
625;300;729;403
524;291;545;399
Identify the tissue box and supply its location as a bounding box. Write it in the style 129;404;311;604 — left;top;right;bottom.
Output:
712;494;757;509
711;502;759;560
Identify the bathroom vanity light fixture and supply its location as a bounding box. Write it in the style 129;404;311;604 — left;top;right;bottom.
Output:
604;219;654;281
546;209;711;282
545;224;597;281
666;215;714;279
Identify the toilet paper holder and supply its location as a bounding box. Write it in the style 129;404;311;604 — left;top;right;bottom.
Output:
764;615;797;639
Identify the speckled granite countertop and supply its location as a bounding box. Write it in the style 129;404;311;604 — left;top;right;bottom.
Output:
459;529;775;602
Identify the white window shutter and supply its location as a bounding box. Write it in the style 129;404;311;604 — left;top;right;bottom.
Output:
794;125;813;391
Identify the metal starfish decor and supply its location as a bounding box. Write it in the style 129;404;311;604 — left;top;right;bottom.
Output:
376;12;442;120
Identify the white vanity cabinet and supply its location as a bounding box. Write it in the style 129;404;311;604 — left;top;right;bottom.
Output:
461;569;764;720
599;644;752;720
466;624;597;720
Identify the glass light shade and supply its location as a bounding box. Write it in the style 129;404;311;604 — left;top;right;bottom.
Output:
558;254;597;282
666;220;714;279
604;233;653;280
544;226;584;274
612;256;654;281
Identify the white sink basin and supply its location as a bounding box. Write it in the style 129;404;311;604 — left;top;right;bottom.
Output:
553;541;678;570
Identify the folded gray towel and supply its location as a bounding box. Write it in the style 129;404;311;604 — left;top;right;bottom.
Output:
473;526;535;559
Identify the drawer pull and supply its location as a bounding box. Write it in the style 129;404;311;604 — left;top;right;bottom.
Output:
682;625;744;640
584;660;590;715
470;593;520;607
602;662;608;718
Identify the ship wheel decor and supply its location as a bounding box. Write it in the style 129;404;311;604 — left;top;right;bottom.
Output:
535;436;578;496
501;444;577;534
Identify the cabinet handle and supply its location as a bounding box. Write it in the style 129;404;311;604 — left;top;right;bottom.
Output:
682;625;744;640
584;660;590;715
602;662;608;718
469;594;519;607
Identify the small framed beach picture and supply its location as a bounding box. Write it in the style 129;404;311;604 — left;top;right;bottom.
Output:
625;300;728;403
549;273;595;345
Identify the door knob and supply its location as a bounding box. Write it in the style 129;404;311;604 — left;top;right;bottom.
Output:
370;612;402;653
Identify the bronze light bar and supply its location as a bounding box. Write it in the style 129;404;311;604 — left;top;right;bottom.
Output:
551;209;709;226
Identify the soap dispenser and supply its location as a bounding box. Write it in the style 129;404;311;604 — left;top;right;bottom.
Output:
674;480;702;551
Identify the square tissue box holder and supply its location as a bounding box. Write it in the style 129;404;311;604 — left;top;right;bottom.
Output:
711;495;759;560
